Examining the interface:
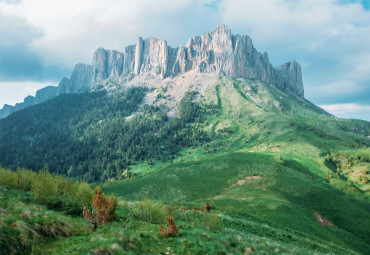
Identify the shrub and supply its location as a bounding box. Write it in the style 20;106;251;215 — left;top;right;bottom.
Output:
202;213;223;232
159;216;178;238
58;181;93;214
31;167;58;208
82;187;117;231
0;167;17;188
133;199;166;224
15;168;36;191
0;166;93;214
203;202;211;213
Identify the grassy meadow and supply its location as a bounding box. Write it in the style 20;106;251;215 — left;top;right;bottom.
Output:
1;77;369;254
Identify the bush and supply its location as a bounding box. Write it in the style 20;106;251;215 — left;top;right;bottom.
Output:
0;165;93;214
59;181;93;214
0;167;17;188
15;168;36;191
83;187;117;231
159;216;178;238
31;167;58;208
133;199;166;224
202;213;223;232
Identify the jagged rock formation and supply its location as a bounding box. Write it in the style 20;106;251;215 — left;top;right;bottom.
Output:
0;86;59;119
0;25;304;119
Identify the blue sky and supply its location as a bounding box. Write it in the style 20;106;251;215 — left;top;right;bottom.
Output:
0;0;369;121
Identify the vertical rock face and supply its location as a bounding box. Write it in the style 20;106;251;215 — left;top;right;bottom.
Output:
92;48;108;85
92;48;124;86
70;63;93;93
275;61;304;98
34;86;59;104
104;24;304;98
107;50;124;77
58;63;93;94
123;45;136;74
0;25;305;119
44;25;304;98
134;37;144;75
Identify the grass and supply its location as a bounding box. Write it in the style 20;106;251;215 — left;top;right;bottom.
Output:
1;77;369;254
101;77;369;254
0;186;88;255
104;152;370;254
4;184;352;255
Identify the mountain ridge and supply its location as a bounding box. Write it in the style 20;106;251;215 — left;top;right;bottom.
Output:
0;25;304;119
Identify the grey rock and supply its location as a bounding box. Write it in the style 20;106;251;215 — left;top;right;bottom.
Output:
23;96;36;108
59;63;93;94
91;48;124;86
0;104;15;119
107;50;124;78
116;24;304;98
134;37;144;75
0;86;58;119
123;45;136;74
34;86;59;104
0;25;305;119
70;63;92;93
92;48;108;86
275;61;304;98
57;77;71;94
0;63;92;119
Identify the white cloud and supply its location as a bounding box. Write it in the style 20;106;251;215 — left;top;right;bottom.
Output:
1;0;215;66
320;103;370;120
0;81;55;108
320;103;370;114
308;80;364;97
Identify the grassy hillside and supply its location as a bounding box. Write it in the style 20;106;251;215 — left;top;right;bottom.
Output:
1;77;369;254
104;152;370;254
1;177;367;255
103;77;369;254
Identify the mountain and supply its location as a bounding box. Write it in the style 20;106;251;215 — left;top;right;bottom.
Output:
0;25;303;119
0;26;369;254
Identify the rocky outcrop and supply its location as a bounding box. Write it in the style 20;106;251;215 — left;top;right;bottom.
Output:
0;25;305;119
275;61;304;98
110;25;303;97
92;48;124;87
0;64;93;119
34;86;59;104
0;86;59;118
58;63;93;94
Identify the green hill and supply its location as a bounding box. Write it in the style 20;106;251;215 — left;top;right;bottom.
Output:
0;77;369;254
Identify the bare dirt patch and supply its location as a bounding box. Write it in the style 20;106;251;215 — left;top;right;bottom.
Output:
237;176;263;186
312;211;334;227
224;176;263;191
268;146;280;152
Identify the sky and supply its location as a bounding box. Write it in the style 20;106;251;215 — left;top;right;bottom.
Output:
0;0;369;121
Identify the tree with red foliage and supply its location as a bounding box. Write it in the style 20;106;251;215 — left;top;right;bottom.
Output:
159;216;178;238
82;187;117;231
204;202;211;213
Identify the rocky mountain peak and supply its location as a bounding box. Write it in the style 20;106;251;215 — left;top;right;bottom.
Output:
213;24;232;35
0;25;305;119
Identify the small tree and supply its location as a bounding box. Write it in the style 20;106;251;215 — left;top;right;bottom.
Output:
159;216;178;238
82;187;117;231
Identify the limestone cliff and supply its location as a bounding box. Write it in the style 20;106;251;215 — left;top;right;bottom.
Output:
90;25;304;97
0;25;304;119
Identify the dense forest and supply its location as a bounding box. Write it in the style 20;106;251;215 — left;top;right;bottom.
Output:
0;88;208;182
